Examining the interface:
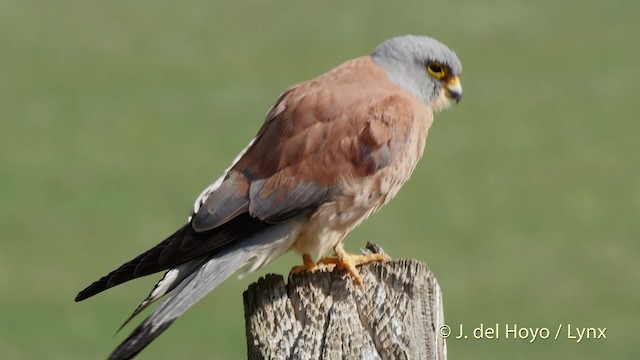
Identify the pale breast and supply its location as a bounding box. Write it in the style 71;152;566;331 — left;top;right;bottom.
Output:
292;99;433;258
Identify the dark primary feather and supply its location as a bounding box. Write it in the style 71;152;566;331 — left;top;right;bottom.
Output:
75;214;269;302
108;221;298;360
115;257;207;334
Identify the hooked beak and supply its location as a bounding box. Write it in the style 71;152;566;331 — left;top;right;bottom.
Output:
445;76;462;103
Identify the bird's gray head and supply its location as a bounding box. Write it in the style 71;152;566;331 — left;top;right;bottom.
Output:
371;35;463;111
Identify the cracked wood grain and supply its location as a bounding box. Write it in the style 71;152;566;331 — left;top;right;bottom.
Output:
243;244;446;360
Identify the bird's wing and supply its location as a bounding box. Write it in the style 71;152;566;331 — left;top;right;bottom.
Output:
199;70;419;226
108;221;299;360
75;57;418;302
75;214;269;301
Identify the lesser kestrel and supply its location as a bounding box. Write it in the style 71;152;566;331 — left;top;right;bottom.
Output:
76;34;463;359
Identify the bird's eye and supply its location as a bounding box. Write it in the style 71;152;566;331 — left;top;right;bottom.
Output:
427;64;447;80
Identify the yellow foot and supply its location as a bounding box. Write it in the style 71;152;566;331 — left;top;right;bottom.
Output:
291;253;334;274
318;243;389;288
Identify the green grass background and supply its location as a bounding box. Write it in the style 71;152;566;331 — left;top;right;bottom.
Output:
1;0;638;359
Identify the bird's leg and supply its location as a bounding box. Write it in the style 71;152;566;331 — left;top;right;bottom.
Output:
318;243;389;287
291;253;334;274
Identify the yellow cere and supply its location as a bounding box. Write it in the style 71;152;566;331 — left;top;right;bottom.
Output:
447;76;460;87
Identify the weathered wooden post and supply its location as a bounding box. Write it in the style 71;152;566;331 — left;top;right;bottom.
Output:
243;243;446;360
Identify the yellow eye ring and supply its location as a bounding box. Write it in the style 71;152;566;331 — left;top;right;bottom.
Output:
427;64;447;80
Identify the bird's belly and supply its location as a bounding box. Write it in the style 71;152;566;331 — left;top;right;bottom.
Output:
291;170;409;259
291;120;429;259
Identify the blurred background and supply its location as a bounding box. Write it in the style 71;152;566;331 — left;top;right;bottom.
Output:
1;0;638;359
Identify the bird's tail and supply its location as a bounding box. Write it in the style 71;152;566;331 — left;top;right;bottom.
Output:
107;222;298;360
